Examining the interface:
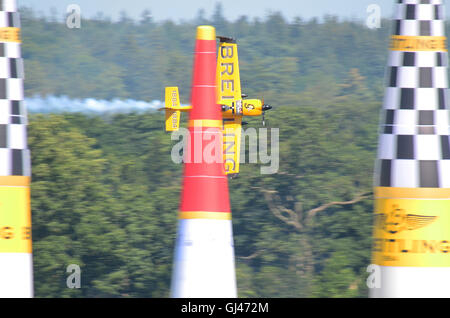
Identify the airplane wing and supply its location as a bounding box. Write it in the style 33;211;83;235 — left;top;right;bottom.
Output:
164;87;182;131
216;37;242;102
217;37;243;177
222;116;242;176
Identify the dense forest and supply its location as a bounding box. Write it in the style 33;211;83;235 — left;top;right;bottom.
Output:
19;4;433;297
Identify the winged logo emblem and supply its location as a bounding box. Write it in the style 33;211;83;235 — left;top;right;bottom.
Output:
375;204;437;234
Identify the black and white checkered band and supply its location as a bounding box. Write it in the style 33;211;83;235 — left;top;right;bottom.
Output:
0;0;29;177
375;0;450;188
393;1;445;36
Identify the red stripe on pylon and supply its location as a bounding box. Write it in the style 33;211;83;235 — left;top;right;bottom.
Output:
180;176;231;213
190;88;220;120
190;38;220;120
195;39;216;54
183;126;224;176
179;26;231;217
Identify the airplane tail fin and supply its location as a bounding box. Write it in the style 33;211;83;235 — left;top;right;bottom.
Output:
164;87;181;131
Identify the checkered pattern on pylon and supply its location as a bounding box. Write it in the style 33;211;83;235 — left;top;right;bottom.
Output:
393;0;445;36
0;0;17;14
0;1;30;177
375;0;450;188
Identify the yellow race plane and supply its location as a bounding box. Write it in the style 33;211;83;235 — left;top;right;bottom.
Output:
160;36;272;178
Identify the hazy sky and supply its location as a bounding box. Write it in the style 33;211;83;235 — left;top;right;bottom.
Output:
17;0;414;22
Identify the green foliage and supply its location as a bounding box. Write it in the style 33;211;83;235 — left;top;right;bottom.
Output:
30;114;179;297
20;8;399;104
21;9;394;297
29;76;379;297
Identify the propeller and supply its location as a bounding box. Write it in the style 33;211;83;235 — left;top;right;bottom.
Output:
261;97;272;127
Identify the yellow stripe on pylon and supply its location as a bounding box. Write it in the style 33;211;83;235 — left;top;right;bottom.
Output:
188;119;222;128
390;35;447;52
0;176;30;187
179;211;232;220
0;27;21;43
196;26;216;41
372;198;450;267
375;187;450;199
0;187;32;253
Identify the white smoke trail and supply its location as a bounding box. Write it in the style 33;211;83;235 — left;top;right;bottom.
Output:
25;95;165;114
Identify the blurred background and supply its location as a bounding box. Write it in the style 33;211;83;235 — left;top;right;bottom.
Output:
17;0;437;297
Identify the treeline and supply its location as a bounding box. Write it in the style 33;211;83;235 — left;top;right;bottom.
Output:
24;5;393;297
21;4;394;105
29;76;380;297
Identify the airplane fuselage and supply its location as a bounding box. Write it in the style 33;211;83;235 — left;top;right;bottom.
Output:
219;99;263;117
